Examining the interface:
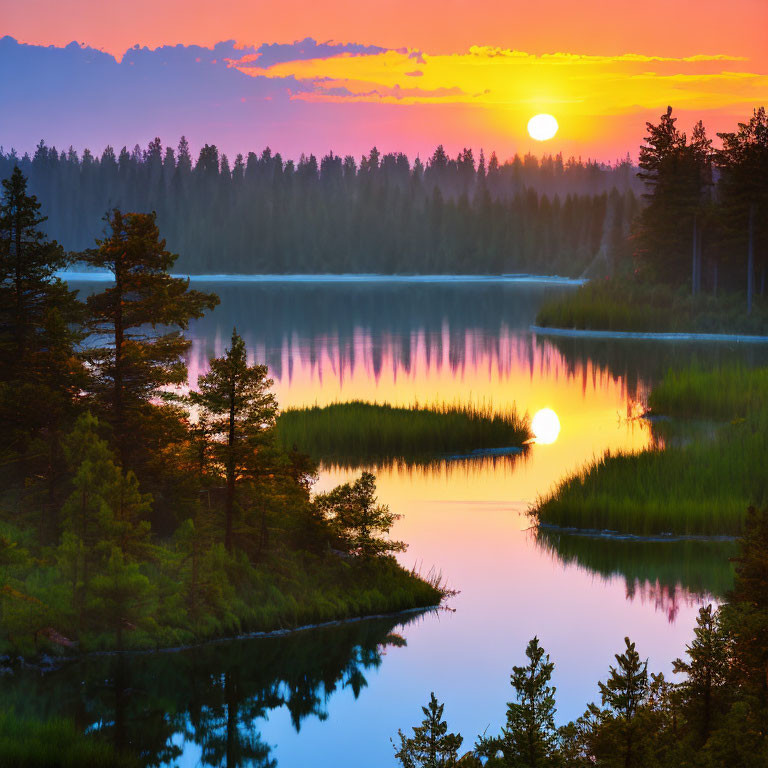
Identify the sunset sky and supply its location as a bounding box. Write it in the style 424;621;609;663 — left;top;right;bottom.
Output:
2;0;767;162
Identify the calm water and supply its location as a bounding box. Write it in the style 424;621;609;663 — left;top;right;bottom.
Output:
8;278;762;767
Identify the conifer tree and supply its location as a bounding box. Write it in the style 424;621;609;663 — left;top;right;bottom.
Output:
89;547;154;650
59;413;152;634
394;692;463;768
501;636;560;767
190;328;277;552
83;209;218;466
722;505;768;704
314;471;405;560
672;604;732;745
0;167;84;520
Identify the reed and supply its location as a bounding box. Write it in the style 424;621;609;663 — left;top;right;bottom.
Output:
536;279;768;334
534;411;768;536
275;400;530;463
0;710;136;767
649;364;768;420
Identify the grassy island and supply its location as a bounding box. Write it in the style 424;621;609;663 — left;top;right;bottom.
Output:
535;364;768;536
276;401;530;464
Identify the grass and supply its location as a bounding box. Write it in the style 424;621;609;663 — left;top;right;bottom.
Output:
535;361;768;536
649;364;768;420
275;401;530;464
534;404;768;536
0;710;137;768
535;279;768;335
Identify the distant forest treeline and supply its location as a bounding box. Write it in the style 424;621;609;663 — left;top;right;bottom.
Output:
0;141;641;275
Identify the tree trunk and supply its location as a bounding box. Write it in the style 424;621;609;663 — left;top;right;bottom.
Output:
692;216;698;297
113;252;126;464
225;378;236;552
748;204;755;315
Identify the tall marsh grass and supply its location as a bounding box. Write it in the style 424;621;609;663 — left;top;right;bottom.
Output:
649;365;768;420
276;401;530;463
535;279;768;334
534;412;768;536
0;710;136;767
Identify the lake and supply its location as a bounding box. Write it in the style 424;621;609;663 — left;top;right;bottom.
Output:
6;277;760;767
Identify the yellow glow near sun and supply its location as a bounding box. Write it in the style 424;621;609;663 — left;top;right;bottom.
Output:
527;113;559;141
531;408;561;444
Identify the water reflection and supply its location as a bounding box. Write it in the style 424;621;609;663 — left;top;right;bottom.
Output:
535;526;736;622
1;613;427;767
52;279;761;766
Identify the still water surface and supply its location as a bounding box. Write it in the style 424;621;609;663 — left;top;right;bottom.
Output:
7;279;759;767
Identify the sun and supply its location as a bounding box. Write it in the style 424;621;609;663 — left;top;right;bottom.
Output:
527;114;559;141
531;408;561;444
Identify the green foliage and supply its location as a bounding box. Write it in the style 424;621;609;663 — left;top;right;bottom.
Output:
190;328;278;551
535;279;768;334
82;208;218;468
315;471;406;559
394;692;463;768
478;637;560;768
89;547;155;650
5;141;639;277
649;364;768;420
0;710;137;768
276;400;530;464
672;605;732;745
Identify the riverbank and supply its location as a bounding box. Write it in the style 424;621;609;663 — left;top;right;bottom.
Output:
0;539;444;657
533;364;768;536
535;279;768;336
276;401;531;465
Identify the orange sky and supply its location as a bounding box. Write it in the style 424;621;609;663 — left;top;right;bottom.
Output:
2;0;767;160
5;0;767;62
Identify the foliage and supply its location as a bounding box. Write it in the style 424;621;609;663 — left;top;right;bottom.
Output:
477;637;560;767
82;208;218;469
276;400;530;464
4;141;642;277
314;471;406;560
0;710;137;768
394;692;463;768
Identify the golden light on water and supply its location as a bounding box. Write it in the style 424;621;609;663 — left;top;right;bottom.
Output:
531;407;561;444
527;113;559;141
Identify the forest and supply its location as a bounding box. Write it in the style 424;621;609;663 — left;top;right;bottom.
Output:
536;106;768;332
0;142;639;276
0;167;442;657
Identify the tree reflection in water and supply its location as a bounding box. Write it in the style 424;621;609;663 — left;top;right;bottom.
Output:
0;612;425;767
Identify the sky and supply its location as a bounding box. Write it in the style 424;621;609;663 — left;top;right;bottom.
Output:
1;0;767;162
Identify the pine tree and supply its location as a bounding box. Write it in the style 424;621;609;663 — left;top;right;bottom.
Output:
83;209;218;467
501;636;560;767
595;636;649;768
190;328;277;552
394;692;463;768
0;167;84;523
672;604;732;744
314;471;405;560
89;547;154;650
59;413;152;634
722;505;768;704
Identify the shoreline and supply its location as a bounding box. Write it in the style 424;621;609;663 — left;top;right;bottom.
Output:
535;523;737;543
57;271;587;285
531;325;768;343
3;604;441;673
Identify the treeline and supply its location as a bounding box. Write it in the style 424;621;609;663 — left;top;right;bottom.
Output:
636;106;768;300
0;167;440;653
397;507;768;767
0;141;640;275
